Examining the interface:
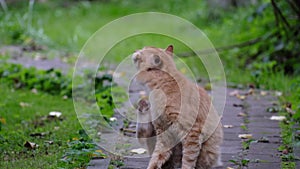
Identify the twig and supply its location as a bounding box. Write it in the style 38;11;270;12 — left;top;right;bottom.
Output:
271;0;291;30
177;37;263;57
287;0;300;19
271;0;280;28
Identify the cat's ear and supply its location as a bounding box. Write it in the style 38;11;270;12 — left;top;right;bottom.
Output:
165;45;173;56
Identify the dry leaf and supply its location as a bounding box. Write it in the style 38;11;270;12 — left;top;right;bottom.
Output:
237;112;247;117
20;102;30;107
223;125;234;128
238;134;253;139
0;117;6;124
247;88;254;95
226;167;234;169
204;83;211;91
236;94;246;100
270;116;286;121
229;90;239;96
45;140;54;144
130;148;147;154
275;91;282;96
109;117;117;122
31;88;38;94
286;107;295;115
24;141;39;149
260;91;267;96
49;111;62;118
97;132;102;136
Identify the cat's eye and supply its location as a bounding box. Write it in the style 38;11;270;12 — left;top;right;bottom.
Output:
153;55;161;66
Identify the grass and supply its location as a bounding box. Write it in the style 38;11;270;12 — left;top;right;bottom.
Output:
0;0;270;52
0;82;94;168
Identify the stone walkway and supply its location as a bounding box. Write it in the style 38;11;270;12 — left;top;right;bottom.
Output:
88;88;283;169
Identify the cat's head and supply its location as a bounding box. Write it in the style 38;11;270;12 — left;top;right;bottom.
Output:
132;45;176;73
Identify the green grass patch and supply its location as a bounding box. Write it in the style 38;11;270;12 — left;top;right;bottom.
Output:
0;82;99;168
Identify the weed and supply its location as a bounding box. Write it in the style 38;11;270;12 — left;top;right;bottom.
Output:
229;158;250;167
242;139;256;150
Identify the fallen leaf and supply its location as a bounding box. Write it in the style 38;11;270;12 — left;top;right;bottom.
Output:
130;148;147;154
24;141;38;149
286;107;295;115
237;112;247;117
45;140;54;144
236;94;246;100
31;88;38;94
247;88;254;95
49;111;62;118
260;91;267;96
275;91;282;96
229;90;239;96
226;167;234;169
238;134;253;139
20;102;30;107
270;116;286;121
72;137;79;141
0;117;6;124
223;125;234;128
109;117;117;122
204;83;211;91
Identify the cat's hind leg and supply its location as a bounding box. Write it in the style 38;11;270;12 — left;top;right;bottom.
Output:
181;132;201;169
195;140;222;169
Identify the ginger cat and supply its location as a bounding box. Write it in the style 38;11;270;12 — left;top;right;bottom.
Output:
132;45;223;169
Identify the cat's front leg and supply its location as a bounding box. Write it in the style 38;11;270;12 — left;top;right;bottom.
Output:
147;135;172;169
181;133;201;169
